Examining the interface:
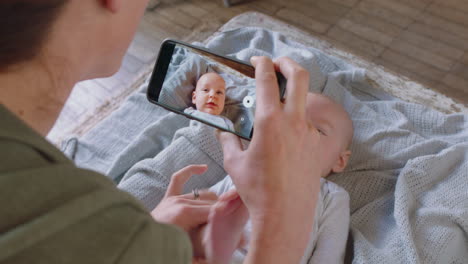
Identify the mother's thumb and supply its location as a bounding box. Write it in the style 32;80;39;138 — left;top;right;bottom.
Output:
216;130;243;169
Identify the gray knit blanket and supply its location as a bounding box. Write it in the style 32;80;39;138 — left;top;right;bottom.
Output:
62;28;468;263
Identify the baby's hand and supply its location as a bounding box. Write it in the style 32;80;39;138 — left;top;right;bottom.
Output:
191;189;249;263
203;190;249;263
190;190;249;264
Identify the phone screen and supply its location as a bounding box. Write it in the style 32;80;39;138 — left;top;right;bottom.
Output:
148;40;285;140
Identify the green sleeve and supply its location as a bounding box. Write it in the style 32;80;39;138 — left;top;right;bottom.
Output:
0;105;192;264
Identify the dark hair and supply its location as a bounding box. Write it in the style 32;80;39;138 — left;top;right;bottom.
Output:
0;0;68;72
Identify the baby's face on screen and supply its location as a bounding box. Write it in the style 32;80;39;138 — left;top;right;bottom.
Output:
305;93;353;177
192;73;226;116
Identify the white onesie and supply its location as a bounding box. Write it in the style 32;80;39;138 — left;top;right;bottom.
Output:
184;107;235;131
209;177;350;264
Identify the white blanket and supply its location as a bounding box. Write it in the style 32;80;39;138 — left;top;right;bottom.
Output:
63;27;468;263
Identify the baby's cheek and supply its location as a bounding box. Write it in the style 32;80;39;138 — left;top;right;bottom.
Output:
319;140;336;165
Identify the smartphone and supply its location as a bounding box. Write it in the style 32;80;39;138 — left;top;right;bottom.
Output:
147;39;286;141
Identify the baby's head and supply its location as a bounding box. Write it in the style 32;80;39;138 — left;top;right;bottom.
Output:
192;72;226;116
305;93;353;177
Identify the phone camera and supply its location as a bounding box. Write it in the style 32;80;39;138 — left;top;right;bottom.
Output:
243;96;255;108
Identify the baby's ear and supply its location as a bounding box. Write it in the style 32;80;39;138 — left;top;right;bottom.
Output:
331;150;351;173
192;91;196;104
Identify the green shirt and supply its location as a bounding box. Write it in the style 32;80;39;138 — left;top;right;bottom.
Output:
0;104;192;263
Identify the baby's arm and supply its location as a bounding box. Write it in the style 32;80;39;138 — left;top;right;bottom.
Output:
204;190;248;263
190;177;232;259
191;177;248;263
308;181;350;264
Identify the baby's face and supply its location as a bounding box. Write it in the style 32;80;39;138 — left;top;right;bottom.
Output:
192;73;226;116
305;93;353;177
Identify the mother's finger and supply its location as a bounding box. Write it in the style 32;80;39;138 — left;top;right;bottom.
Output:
218;189;240;203
216;130;243;173
183;205;212;226
175;199;217;206
198;190;218;201
165;164;208;197
192;258;208;264
251;56;281;114
274;57;309;118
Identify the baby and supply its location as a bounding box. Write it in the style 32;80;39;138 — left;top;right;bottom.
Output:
195;93;354;264
184;72;235;131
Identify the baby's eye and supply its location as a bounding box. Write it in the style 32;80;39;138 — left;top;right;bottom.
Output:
202;88;209;92
217;91;224;95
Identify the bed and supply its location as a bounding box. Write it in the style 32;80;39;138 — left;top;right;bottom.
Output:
59;12;468;263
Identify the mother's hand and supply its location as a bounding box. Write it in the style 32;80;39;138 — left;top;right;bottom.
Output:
150;164;218;232
217;56;322;263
